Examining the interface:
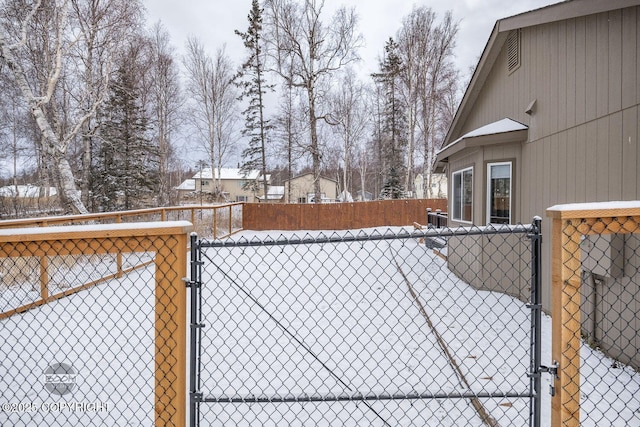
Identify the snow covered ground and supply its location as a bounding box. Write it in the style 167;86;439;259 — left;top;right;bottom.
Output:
0;227;638;426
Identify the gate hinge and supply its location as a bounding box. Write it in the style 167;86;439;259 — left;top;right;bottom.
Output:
190;391;204;403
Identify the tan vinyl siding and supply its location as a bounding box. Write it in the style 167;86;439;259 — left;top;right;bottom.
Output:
444;6;640;318
622;107;638;198
622;8;637;109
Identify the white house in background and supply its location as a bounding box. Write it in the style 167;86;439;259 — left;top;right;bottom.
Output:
176;168;270;203
199;168;270;203
257;186;285;203
0;184;57;198
283;173;339;203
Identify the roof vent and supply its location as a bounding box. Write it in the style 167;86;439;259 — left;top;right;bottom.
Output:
507;29;520;74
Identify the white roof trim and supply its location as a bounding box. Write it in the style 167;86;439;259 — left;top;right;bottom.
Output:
437;118;528;155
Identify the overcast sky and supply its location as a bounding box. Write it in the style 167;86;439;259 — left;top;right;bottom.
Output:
145;0;560;79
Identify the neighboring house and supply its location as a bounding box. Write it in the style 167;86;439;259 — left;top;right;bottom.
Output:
0;185;57;198
257;186;285;203
415;173;448;199
174;179;196;202
191;168;270;203
436;0;640;367
284;174;338;203
357;190;374;202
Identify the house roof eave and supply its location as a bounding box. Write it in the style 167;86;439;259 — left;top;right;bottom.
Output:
442;0;640;150
436;128;528;163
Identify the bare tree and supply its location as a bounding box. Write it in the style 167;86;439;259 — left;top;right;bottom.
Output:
329;67;368;200
394;7;459;198
265;0;363;203
148;22;182;206
396;7;435;197
183;39;238;199
0;0;88;213
0;0;144;214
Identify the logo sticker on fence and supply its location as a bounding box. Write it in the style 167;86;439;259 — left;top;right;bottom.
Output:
43;363;77;396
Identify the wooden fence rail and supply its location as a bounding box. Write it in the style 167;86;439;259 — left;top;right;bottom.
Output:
0;203;242;239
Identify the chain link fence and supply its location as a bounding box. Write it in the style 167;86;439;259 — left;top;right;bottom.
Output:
554;215;640;426
191;223;543;426
0;222;190;427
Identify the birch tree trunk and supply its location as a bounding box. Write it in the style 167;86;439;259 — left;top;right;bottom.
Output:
0;17;89;214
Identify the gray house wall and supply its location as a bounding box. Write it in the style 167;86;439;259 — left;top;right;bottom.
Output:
442;4;640;368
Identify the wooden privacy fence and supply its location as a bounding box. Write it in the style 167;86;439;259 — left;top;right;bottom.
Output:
0;221;192;427
547;202;640;427
243;199;448;230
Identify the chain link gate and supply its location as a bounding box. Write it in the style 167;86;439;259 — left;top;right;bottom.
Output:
189;219;546;426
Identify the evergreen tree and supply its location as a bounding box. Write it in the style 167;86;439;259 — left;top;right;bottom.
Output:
235;0;273;198
93;61;158;211
375;37;407;199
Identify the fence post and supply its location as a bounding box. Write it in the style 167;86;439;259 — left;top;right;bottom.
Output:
154;229;190;427
529;217;543;427
436;209;442;228
188;233;201;427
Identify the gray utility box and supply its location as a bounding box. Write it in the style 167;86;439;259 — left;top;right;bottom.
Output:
581;234;625;279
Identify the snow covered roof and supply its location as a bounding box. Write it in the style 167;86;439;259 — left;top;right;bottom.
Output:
175;179;196;191
257;186;285;201
0;185;57;198
436;118;528;161
193;168;269;181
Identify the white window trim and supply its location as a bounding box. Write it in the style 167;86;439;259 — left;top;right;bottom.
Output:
486;161;512;225
452;166;473;224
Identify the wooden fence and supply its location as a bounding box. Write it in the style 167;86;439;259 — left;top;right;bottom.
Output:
546;202;640;427
0;221;192;426
243;199;448;230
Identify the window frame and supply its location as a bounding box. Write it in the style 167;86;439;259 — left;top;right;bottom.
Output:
452;166;473;224
486;161;513;225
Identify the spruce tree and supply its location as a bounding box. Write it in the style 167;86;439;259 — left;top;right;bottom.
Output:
94;63;158;211
235;0;272;199
375;38;407;199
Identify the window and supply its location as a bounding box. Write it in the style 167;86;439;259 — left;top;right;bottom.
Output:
236;195;248;202
487;162;512;224
452;167;473;222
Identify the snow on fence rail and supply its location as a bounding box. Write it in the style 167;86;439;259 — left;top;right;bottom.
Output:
0;203;242;239
546;202;640;427
0;221;192;427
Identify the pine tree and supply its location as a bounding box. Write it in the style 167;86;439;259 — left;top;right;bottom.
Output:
375;38;407;199
93;61;158;211
235;0;272;198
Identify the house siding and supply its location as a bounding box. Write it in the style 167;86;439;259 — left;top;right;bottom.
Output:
443;5;640;367
284;175;338;203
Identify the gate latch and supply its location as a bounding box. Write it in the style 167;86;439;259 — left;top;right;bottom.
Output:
539;361;559;396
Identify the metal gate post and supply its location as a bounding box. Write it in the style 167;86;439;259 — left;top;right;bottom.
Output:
188;233;203;427
529;217;543;427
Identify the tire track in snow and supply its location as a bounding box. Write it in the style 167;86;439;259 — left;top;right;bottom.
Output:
389;242;501;427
